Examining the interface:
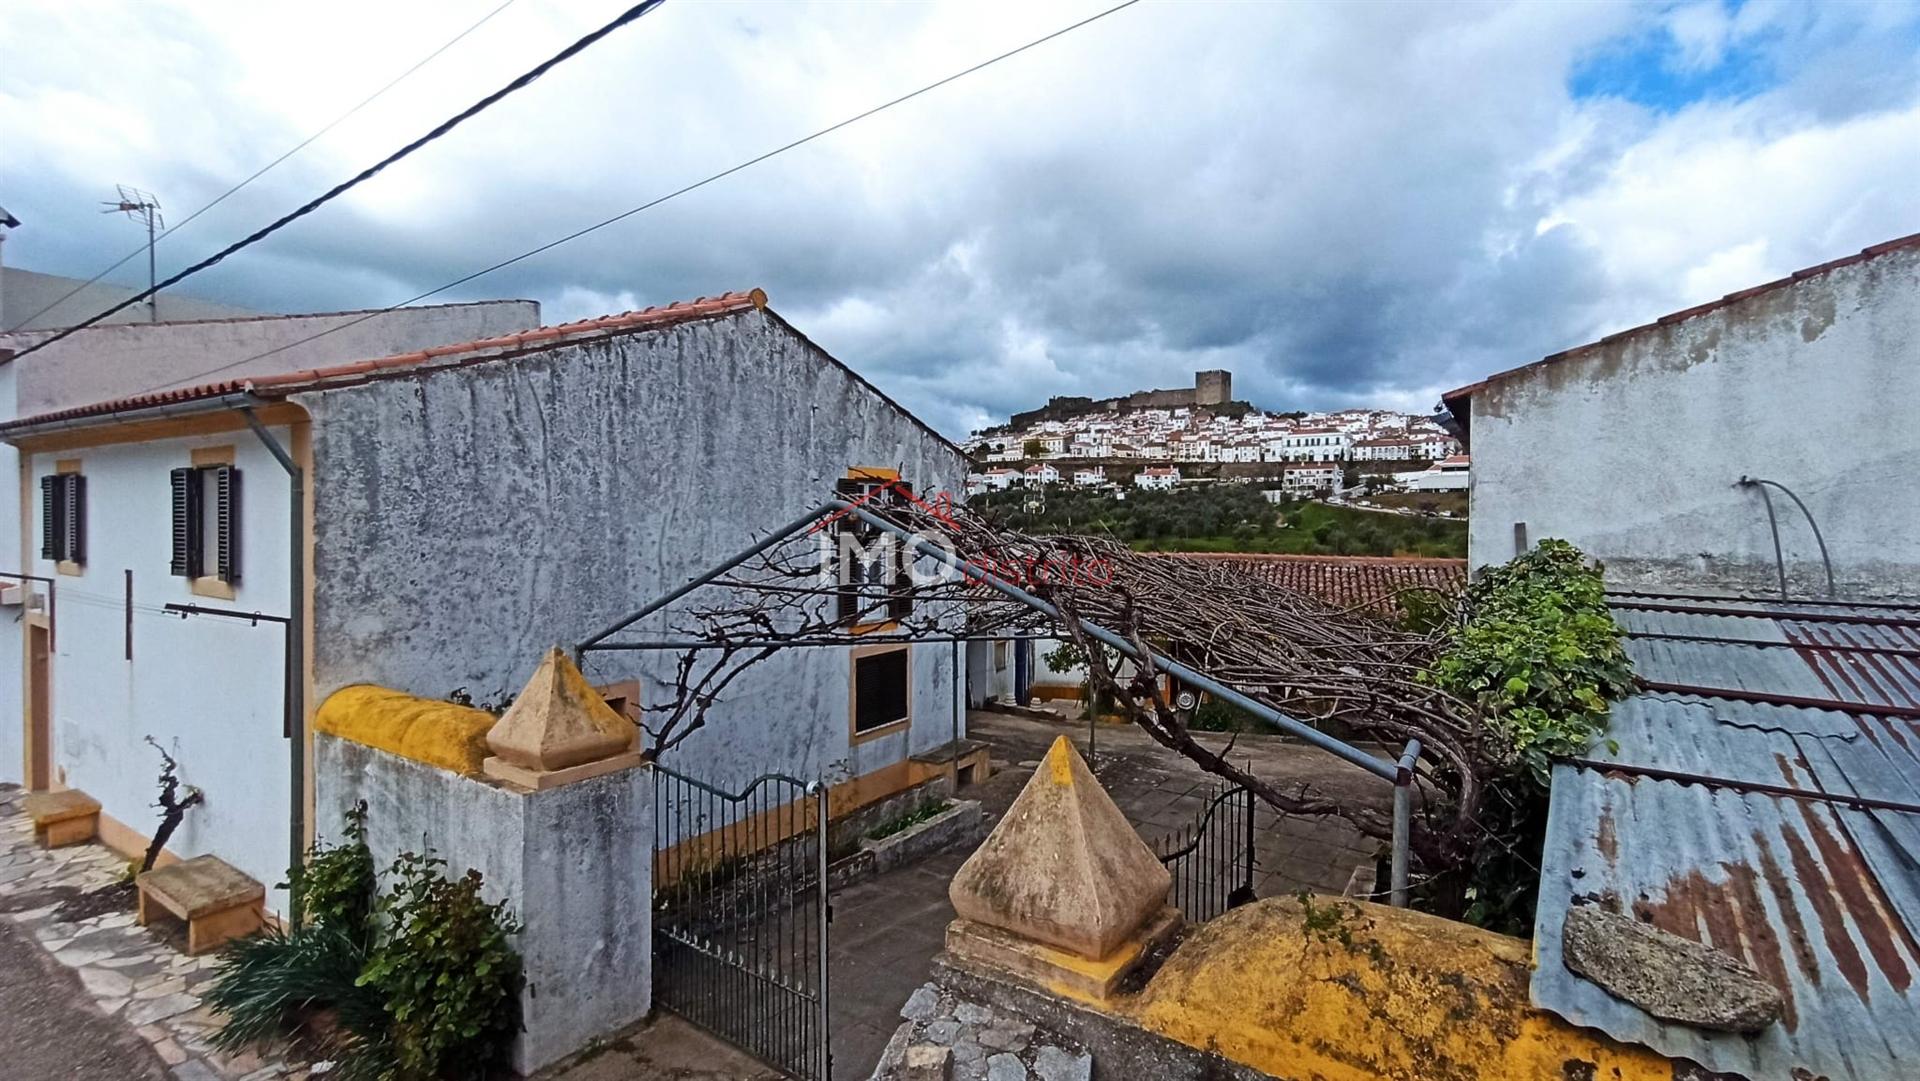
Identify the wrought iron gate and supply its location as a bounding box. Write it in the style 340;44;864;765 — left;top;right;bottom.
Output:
1154;783;1257;923
653;766;830;1080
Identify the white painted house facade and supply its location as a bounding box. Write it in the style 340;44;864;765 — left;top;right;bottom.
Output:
0;301;542;791
1444;231;1920;595
1;290;968;909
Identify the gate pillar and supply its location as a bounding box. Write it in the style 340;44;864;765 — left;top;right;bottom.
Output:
314;648;651;1076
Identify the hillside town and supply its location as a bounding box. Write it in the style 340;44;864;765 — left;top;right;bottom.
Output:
963;371;1465;498
1;5;1916;1081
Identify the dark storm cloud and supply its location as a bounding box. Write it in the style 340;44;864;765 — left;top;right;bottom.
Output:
3;1;1918;434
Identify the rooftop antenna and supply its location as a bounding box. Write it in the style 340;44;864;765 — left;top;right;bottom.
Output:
102;186;162;322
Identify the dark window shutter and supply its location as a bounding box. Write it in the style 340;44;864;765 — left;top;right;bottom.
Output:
214;466;240;583
39;475;58;561
888;563;913;621
62;475;85;566
170;468;202;578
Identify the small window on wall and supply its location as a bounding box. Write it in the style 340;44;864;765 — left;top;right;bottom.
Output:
851;645;911;739
834;469;914;626
39;470;86;570
993;641;1008;672
170;463;241;584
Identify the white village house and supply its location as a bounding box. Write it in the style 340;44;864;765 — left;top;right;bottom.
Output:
0;289;970;925
1134;465;1180;490
0;296;544;793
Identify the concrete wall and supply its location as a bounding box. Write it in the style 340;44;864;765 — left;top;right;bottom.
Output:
1465;244;1920;597
22;427;295;902
303;308;968;795
1;265;260;332
315;734;652;1075
4;300;540;415
966;639;1017;708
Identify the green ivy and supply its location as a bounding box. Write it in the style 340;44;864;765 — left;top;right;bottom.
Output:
284;801;376;946
357;851;524;1080
1423;539;1634;784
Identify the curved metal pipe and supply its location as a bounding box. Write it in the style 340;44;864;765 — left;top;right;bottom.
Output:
1738;476;1836;598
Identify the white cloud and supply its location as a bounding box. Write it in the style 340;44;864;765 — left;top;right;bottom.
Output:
0;0;1915;434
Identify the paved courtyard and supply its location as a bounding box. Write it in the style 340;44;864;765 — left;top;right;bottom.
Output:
821;709;1393;1079
0;710;1392;1081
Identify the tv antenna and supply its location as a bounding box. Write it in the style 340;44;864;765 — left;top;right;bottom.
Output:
102;186;163;322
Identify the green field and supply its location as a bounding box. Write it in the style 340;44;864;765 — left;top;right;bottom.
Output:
970;486;1465;558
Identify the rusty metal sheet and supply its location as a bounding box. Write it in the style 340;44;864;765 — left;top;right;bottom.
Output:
1531;599;1920;1080
1536;765;1920;1081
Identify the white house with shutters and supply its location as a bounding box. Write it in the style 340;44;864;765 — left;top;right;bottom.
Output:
1135;466;1181;490
0;289;968;913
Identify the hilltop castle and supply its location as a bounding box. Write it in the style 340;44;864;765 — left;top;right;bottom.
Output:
1008;369;1234;429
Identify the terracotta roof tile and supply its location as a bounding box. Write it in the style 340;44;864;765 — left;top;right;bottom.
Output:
0;289;767;433
1173;553;1466;617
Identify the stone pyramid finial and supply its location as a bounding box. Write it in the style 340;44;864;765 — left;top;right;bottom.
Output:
483;648;636;788
949;735;1172;960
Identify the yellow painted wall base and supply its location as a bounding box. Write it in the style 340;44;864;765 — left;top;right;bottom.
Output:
1117;896;1680;1081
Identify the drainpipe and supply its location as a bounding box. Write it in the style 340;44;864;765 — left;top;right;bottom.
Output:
240;407;306;918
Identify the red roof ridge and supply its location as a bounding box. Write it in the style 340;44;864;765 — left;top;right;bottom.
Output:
0;289;768;433
1443;230;1920;406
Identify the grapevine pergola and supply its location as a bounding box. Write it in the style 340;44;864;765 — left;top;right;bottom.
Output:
579;485;1491;872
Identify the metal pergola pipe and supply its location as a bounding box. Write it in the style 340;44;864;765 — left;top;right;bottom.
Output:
575;498;1397;782
828;500;1399;783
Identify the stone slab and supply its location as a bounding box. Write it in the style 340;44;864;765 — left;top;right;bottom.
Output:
1561;904;1784;1033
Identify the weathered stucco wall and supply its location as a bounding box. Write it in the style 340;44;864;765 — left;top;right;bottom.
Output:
6;300;539;414
316;733;652;1075
1467;244;1920;597
303;309;968;792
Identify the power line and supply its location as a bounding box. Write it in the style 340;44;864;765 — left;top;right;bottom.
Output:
9;0;665;360
3;0;521;335
129;0;1148;399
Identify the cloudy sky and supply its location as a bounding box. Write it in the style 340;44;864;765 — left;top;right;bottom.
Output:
3;0;1917;435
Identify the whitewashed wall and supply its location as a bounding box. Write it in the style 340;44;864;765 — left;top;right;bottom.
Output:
1465;244;1920;597
301;309;969;798
0;363;21;784
25;429;295;906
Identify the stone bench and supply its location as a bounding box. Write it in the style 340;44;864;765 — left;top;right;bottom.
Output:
136;855;266;955
23;789;100;848
910;738;994;787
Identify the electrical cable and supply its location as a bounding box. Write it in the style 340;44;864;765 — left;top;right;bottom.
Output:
8;0;665;358
121;0;1147;399
3;0;522;334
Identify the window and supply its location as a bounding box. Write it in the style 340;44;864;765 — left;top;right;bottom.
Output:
170;462;241;584
851;645;911;739
39;470;86;570
834;470;914;626
994;641;1008;672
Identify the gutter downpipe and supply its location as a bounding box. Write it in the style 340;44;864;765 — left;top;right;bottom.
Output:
240;406;306;923
834;500;1398;783
1390;738;1422;907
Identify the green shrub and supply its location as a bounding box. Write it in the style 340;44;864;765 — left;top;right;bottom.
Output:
358;851;524;1080
1417;540;1634;932
204;924;392;1071
208;810;522;1080
285;801;376;945
1424;539;1633;783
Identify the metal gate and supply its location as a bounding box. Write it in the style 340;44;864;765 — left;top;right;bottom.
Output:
653;766;830;1080
1154;783;1257;923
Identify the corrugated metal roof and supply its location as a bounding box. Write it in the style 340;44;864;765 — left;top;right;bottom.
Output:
1531;597;1920;1081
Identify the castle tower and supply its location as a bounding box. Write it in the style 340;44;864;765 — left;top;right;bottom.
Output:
1195;369;1231;406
